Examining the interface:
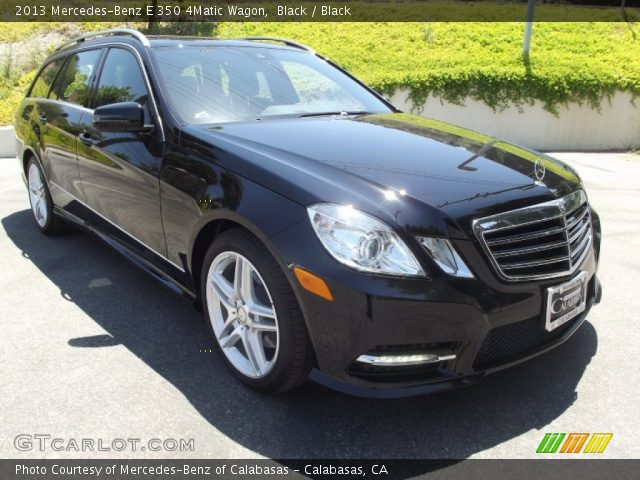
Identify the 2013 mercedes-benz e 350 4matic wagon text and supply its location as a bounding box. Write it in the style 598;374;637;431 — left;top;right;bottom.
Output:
15;29;602;397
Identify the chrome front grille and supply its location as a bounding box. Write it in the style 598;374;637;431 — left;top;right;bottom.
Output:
473;190;592;281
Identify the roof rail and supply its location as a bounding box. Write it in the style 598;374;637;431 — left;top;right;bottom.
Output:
237;37;315;54
55;28;150;51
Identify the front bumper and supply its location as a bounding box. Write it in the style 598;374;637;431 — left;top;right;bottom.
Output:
269;210;602;398
309;291;597;399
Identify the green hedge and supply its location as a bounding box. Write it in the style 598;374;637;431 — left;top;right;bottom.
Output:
1;22;639;124
220;22;640;114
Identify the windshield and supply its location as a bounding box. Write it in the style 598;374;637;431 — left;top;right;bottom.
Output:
151;45;391;124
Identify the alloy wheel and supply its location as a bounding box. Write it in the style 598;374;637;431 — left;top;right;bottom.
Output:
206;251;280;378
28;163;48;227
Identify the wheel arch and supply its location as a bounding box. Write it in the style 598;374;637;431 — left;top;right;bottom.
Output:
188;210;296;304
190;210;319;374
21;146;44;178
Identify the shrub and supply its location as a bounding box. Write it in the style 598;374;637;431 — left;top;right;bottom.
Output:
0;21;638;125
220;22;640;114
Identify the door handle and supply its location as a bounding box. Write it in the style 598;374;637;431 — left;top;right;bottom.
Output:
38;114;48;124
78;132;94;146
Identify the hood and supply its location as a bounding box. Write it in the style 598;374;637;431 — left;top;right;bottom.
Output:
184;113;582;238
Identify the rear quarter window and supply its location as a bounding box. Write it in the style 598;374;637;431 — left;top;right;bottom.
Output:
28;58;66;98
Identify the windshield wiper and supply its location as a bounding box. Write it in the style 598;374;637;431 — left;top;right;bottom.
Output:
298;111;373;118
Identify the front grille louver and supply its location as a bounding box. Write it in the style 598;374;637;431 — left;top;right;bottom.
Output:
473;190;592;281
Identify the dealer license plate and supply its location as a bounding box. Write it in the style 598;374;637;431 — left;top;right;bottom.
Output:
545;271;588;332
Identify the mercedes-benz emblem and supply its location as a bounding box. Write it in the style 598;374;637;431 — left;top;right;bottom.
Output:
534;159;546;182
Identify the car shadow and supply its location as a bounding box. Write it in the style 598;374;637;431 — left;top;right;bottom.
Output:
2;209;598;461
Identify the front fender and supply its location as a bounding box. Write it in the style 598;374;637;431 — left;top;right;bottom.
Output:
159;143;308;286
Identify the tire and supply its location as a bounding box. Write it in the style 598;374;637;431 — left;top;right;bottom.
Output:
26;158;72;235
201;228;313;393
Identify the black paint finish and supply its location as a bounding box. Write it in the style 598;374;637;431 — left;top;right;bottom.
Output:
13;35;601;396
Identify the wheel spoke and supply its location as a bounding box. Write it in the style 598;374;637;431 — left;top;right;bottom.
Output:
210;272;235;310
242;328;267;376
251;322;277;333
39;200;47;222
219;326;242;349
220;311;237;335
234;256;254;303
35;198;44;222
241;262;255;302
33;198;41;220
247;301;276;319
233;256;243;298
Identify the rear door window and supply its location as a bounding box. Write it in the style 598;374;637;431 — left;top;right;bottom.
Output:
29;58;66;98
50;49;102;107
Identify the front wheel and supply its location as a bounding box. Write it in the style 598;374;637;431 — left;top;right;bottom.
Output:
201;229;313;393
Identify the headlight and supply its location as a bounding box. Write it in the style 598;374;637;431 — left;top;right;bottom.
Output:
417;237;474;278
307;203;425;277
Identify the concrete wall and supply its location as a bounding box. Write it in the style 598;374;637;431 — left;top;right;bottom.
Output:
0;126;15;158
389;90;640;151
2;91;638;154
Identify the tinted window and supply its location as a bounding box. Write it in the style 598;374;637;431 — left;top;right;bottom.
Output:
94;48;149;108
151;46;390;124
51;49;101;106
29;58;66;98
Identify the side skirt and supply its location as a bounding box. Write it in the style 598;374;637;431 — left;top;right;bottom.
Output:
54;206;197;303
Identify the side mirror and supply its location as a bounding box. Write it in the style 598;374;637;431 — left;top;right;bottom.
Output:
93;102;153;133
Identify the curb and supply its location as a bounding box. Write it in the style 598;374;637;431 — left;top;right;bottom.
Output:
0;126;15;158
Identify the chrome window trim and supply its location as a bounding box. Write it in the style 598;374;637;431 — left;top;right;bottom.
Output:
473;190;593;282
50;181;185;273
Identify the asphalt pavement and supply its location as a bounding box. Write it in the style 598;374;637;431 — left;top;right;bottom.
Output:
1;152;639;460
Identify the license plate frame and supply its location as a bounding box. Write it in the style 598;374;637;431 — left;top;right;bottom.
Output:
545;271;588;332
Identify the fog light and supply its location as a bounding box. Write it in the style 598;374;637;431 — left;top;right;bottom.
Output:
355;353;456;367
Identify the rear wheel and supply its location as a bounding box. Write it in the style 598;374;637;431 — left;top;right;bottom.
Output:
26;158;71;235
201;229;312;393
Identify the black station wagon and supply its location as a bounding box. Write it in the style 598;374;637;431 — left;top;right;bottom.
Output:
14;29;601;397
